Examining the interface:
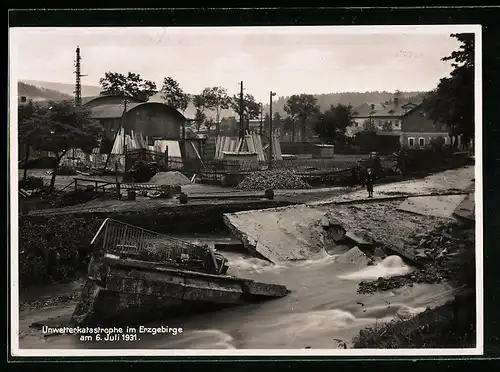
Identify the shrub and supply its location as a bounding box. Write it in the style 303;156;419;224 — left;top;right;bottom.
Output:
19;217;103;287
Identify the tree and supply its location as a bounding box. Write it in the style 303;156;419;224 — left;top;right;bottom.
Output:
99;72;158;101
18;101;36;182
423;33;474;147
272;112;283;136
356;119;378;152
160;77;190;113
284;94;320;142
230;94;261;134
193;109;207;134
314;104;354;144
220;117;239;136
18;100;103;192
202;87;231;135
363;119;377;132
382;121;393;131
283;116;294;141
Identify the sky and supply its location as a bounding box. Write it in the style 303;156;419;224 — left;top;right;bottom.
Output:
10;26;469;103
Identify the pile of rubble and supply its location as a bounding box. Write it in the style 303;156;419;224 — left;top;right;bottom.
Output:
358;219;475;294
236;169;312;191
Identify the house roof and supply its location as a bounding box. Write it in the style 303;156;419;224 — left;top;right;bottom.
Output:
353;99;422;118
88;102;186;121
82;94;145;106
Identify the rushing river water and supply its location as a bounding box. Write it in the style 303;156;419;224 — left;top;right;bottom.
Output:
19;235;455;350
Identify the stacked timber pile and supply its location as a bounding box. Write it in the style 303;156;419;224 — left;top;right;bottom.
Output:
214;130;282;161
237;169;312;191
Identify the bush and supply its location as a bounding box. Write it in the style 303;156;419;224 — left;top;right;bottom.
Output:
20;156;58;169
19;176;44;190
56;165;78;176
19;217;104;287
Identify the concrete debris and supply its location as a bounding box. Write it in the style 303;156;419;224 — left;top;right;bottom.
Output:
397;194;467;218
71;218;290;326
223;205;327;263
357;220;474;294
237;170;312;191
319;213;346;242
336;247;372;265
453;192;475;222
345;231;376;248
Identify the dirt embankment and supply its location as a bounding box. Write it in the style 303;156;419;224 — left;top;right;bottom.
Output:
357;219;475;294
352;219;476;349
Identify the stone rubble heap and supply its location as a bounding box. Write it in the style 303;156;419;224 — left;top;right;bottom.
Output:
236;169;312;191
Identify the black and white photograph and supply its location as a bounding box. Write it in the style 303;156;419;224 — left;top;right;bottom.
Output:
10;24;481;356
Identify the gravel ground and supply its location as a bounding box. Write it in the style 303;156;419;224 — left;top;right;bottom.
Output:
237;169;312;191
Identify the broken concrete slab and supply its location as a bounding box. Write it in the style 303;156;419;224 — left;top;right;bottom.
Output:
345;231;376;248
397;194;467;219
71;255;289;326
336;247;372;265
325;243;352;256
223;205;329;264
453;192;475;222
214;242;247;254
320;212;347;242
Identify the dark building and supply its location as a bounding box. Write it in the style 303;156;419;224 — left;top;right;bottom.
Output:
400;103;450;148
83;95;186;142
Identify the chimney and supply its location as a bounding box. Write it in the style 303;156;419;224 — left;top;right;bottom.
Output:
394;97;399;106
370;104;375;110
20;96;27;103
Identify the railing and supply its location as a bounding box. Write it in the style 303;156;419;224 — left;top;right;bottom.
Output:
90;218;221;274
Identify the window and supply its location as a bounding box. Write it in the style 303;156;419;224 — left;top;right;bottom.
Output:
408;137;415;147
394;120;400;128
419;137;425;147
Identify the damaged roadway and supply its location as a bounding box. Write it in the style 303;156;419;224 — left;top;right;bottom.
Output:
222;166;475;281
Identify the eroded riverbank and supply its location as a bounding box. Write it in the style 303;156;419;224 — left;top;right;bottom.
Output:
16;166;477;350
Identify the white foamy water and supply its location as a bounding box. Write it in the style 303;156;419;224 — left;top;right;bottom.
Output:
19;242;455;350
338;255;412;281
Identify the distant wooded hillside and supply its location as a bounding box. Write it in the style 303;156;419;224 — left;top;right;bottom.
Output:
17;79;427;120
18;82;73;101
158;91;429;119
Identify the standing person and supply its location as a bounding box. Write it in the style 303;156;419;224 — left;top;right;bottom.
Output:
365;167;375;198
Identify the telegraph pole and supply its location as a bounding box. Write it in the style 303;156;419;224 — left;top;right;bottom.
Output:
239;81;244;139
74;46;87;107
268;91;277;168
259;103;263;137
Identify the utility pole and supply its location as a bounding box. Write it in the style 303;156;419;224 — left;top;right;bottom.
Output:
74;46;87;107
259;103;263;137
268;91;276;168
239;81;244;139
